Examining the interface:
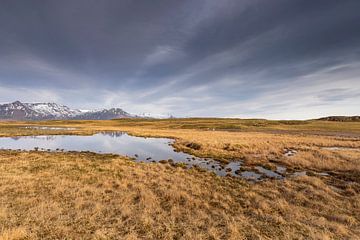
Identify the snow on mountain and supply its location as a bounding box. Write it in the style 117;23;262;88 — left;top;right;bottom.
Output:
0;101;35;119
72;108;133;120
78;109;91;113
0;101;134;120
27;102;81;117
137;112;175;119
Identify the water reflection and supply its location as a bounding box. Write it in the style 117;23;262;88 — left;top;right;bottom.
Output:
11;135;57;141
0;132;238;176
100;131;126;138
322;147;360;152
0;131;307;181
22;126;77;130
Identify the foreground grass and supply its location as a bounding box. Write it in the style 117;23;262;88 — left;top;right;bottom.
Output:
0;119;360;239
1;151;359;239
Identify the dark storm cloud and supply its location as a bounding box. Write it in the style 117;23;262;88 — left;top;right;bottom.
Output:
0;0;185;88
0;0;359;118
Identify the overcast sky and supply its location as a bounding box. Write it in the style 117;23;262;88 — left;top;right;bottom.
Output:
0;0;359;119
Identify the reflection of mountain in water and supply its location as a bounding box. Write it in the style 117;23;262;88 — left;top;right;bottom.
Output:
10;137;22;141
99;131;125;138
23;126;76;130
15;136;58;141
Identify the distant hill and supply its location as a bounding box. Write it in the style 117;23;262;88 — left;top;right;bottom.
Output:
0;101;134;120
317;116;360;122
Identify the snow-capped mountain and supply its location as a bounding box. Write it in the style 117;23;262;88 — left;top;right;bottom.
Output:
0;101;133;120
71;108;133;120
30;102;81;117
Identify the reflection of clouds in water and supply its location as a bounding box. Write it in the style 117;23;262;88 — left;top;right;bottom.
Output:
30;136;57;140
23;126;77;130
10;137;22;141
0;132;305;181
11;135;57;141
101;138;116;152
255;166;282;179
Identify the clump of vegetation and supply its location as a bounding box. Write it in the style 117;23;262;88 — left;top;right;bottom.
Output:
262;163;276;171
223;143;240;151
185;142;202;150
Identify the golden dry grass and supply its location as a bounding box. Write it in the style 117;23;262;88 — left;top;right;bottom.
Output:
0;151;359;239
0;119;360;239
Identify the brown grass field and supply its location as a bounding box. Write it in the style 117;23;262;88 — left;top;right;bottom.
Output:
0;118;359;239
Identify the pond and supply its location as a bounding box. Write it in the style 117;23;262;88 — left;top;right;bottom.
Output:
0;132;245;177
0;131;309;181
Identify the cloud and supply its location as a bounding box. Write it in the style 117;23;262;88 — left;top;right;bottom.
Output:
143;46;185;67
0;0;359;118
0;85;61;104
317;88;360;102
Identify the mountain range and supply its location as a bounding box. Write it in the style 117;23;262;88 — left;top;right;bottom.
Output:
0;101;134;120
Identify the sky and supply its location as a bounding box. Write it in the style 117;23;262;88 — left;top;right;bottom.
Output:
0;0;359;119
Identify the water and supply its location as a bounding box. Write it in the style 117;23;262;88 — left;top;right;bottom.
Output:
284;149;297;157
255;166;283;179
241;171;262;181
22;126;77;130
0;132;245;177
0;132;189;160
322;147;360;152
276;166;287;174
0;131;311;180
292;171;307;177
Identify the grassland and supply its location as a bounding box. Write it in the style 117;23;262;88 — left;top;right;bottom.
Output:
0;118;359;239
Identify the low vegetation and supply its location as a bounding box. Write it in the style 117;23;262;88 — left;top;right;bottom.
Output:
0;118;359;239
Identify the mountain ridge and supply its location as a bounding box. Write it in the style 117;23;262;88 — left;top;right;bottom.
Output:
0;101;134;120
317;116;360;122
